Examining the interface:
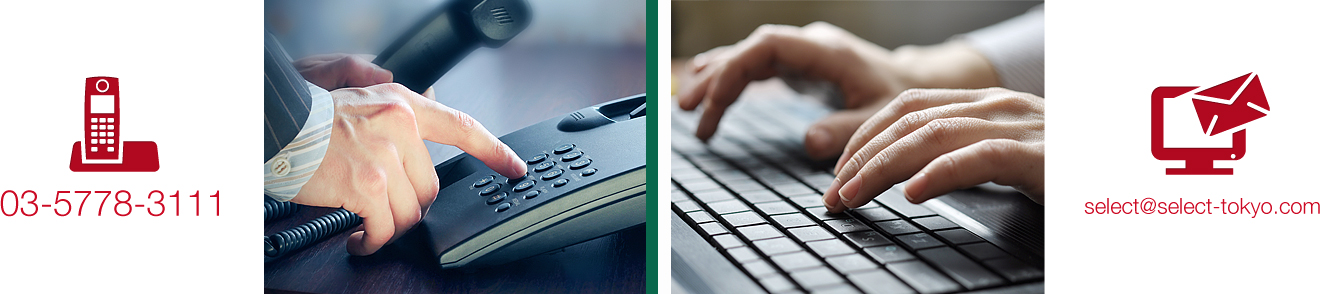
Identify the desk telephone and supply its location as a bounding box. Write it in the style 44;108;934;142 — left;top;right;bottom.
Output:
265;0;648;269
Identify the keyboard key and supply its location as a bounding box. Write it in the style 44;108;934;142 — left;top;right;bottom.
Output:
724;181;767;194
671;190;691;202
712;234;745;249
811;285;861;294
935;229;983;245
693;189;735;203
722;211;769;227
753;237;804;256
727;247;760;263
806;207;849;221
864;245;916;264
789;195;824;209
741;190;783;204
848;270;916;294
852;207;900;222
912;216;959;231
825;254;878;273
789;267;845;290
895;233;944;250
875;220;922;235
686;211;714;224
698;222;729;236
770;213;816;229
758;274;798;293
743;260;779;278
960;243;1008;260
710;169;753;183
674;201;702;213
680;178;722;193
770;252;823;272
771;182;816;197
800;173;836;190
983;258;1043;282
886;262;960;294
822;218;870;234
876;188;936;217
787;226;835;242
805;239;856;257
842;231;892;248
917;247;1004;290
708;200;752;215
756;201;799;215
739;224;786;241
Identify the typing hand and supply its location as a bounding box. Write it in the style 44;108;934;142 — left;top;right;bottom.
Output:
823;88;1044;213
676;22;998;160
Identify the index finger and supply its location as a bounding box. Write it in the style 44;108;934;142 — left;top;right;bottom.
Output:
384;84;527;178
691;25;863;140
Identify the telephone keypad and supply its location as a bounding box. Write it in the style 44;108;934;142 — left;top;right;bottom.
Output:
476;142;595;209
473;175;496;188
527;153;548;164
540;169;563;181
479;184;502;196
561;151;583;161
553;144;575;154
533;161;555;172
512;180;535;192
485;192;507;205
569;159;592;170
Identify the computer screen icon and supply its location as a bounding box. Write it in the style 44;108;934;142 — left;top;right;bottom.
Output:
1151;73;1269;175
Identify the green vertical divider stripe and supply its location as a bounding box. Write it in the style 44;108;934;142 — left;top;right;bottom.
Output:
645;0;658;293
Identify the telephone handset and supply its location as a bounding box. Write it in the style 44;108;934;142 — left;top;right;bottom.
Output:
373;0;530;93
422;94;646;269
83;77;121;162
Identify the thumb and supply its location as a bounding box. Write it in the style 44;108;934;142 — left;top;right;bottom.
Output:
803;108;877;160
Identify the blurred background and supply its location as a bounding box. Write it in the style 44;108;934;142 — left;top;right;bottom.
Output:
673;1;1041;58
265;0;646;164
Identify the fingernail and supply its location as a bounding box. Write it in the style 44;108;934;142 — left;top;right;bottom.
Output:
376;68;393;83
823;177;843;212
507;146;527;175
821;194;837;211
905;172;929;204
839;176;862;207
806;127;833;156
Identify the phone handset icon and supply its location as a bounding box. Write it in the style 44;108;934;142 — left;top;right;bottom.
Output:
70;77;159;172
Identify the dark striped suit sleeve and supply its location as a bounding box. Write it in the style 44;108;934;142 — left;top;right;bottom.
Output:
264;31;313;161
264;31;336;201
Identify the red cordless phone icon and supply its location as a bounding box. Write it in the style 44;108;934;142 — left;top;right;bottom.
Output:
84;77;121;161
70;76;159;172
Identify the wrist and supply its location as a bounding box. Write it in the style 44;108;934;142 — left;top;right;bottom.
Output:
889;41;1000;90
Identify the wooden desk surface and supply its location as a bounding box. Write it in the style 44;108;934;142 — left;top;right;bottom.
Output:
265;44;646;294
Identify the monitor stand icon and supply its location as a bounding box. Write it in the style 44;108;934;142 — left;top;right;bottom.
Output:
69;77;159;172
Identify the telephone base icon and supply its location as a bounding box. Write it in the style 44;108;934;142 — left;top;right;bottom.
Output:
69;141;160;172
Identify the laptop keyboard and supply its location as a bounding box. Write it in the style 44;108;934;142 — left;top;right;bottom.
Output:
671;100;1042;294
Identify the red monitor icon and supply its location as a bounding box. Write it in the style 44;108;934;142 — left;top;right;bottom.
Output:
1151;73;1269;175
69;77;159;172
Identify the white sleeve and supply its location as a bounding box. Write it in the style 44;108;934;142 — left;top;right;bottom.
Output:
959;4;1045;97
263;82;334;201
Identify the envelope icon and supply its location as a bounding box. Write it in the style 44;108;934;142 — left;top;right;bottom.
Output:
1185;73;1270;136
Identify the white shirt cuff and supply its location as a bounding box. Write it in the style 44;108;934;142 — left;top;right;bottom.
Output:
264;82;334;202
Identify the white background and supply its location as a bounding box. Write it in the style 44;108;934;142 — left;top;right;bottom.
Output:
0;1;261;292
1049;1;1320;292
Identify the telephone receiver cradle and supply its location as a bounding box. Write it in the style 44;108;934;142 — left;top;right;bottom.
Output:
423;93;647;269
